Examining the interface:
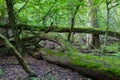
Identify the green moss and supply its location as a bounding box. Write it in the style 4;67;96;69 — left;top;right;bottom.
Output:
71;53;120;75
41;49;120;77
0;68;3;76
101;43;120;53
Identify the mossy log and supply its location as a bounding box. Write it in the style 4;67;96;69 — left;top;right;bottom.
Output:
23;32;77;52
43;27;120;39
38;32;77;52
1;24;120;39
31;48;120;80
0;34;37;77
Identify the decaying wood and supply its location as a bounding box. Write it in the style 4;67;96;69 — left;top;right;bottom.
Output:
29;48;120;80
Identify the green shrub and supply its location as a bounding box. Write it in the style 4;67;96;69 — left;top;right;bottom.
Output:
0;68;3;76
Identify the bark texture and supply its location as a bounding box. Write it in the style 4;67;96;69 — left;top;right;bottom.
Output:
5;0;24;55
87;0;100;49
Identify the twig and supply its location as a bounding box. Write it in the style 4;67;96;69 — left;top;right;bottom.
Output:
108;3;120;10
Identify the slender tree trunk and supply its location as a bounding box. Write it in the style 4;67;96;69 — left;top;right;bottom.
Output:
5;0;24;55
67;2;73;41
68;2;80;41
103;0;110;52
86;0;100;49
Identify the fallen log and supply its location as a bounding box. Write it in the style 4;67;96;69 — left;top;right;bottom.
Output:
31;48;120;80
42;27;120;39
38;32;77;52
0;33;37;77
1;24;120;39
22;32;77;52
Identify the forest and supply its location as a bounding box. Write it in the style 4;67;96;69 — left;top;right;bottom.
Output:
0;0;120;80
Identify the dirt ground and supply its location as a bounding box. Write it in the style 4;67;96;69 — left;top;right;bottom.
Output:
0;55;91;80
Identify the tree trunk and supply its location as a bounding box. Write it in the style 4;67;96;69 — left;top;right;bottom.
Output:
86;0;100;49
1;24;120;39
5;0;24;55
68;2;80;41
30;48;120;80
0;33;37;77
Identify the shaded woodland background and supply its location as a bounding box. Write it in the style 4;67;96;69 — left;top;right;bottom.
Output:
0;0;120;80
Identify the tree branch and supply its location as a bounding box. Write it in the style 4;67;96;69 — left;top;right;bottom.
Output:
109;3;120;10
17;0;29;14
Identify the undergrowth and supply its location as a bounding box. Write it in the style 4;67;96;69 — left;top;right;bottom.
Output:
0;68;3;76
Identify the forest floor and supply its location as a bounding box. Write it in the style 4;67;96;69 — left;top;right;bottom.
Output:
0;37;117;80
0;54;91;80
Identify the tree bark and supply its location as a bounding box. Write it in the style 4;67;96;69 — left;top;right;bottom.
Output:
87;0;100;49
30;48;120;80
0;33;37;77
5;0;24;55
68;2;80;41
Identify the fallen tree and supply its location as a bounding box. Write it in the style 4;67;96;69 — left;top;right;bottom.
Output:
22;32;77;52
1;24;120;39
1;23;120;80
0;33;37;77
37;32;77;52
29;48;120;80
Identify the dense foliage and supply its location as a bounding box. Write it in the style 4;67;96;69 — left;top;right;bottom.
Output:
0;0;119;30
